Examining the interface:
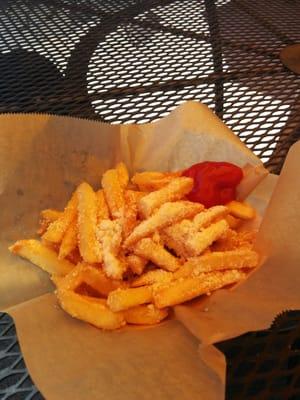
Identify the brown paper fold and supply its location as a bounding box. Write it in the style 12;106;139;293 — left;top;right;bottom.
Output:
7;294;224;400
1;102;298;400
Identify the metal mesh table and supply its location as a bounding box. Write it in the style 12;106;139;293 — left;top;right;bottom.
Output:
0;1;300;399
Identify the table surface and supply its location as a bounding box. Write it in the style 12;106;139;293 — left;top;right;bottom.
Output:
0;0;300;399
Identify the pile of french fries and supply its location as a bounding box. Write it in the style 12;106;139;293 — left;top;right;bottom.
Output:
9;163;259;330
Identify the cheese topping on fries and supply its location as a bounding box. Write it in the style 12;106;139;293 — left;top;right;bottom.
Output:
9;162;259;330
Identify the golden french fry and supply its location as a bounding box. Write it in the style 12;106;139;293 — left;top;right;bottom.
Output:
80;266;127;296
153;269;246;308
124;201;203;248
57;290;126;330
212;229;256;251
123;304;168;325
77;182;102;264
131;171;181;191
184;219;229;257
138;177;193;218
237;230;257;247
40;209;63;222
102;168;124;219
193;206;228;229
58;263;126;295
102;251;126;280
225;214;242;229
160;230;188;258
130;190;147;203
54;263;84;291
42;190;78;243
38;221;50;237
97;220;122;254
162;206;228;257
58;217;78;260
9;239;74;276
126;254;148;275
175;249;259;279
226;200;256;220
123;190;138;238
131;269;173;287
107;286;153;312
97;219;126;279
212;229;238;251
38;209;63;236
134;238;181;272
96;189;109;221
116;162;129;189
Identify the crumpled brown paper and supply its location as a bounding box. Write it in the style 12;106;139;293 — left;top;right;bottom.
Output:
1;101;299;400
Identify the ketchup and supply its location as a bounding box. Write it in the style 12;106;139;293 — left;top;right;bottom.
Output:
182;161;243;208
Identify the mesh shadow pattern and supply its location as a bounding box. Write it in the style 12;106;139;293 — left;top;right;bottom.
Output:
0;0;299;172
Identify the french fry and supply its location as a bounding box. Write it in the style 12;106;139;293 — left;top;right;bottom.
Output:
80;266;127;296
123;304;168;325
184;219;229;257
160;230;188;258
193;206;228;229
225;214;242;229
9;239;74;276
238;230;257;246
97;220;122;254
162;206;228;257
226;200;256;220
116;162;129;189
175;249;258;279
97;219;126;279
151;231;162;244
102;250;126;280
54;263;84;291
102;168;124;219
57;290;126;330
107;286;153;312
130;190;147;203
126;254;148;275
77;182;102;264
96;189;109;221
58;217;78;260
131;269;173;287
58;263;127;295
123;190;138;238
124;201;203;247
131;171;181;191
212;229;237;251
133;238;181;272
212;229;256;251
138;177;194;218
42;190;78;243
38;221;50;237
153;269;246;308
40;209;63;222
38;209;63;236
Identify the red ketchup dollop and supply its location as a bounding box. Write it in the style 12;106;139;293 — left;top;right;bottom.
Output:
182;161;243;208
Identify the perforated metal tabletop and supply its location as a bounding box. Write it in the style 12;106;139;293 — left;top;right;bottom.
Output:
0;1;300;399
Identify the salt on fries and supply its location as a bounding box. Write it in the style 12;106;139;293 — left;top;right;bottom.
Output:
9;162;259;330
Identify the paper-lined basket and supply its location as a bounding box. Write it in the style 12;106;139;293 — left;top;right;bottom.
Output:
1;101;299;400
